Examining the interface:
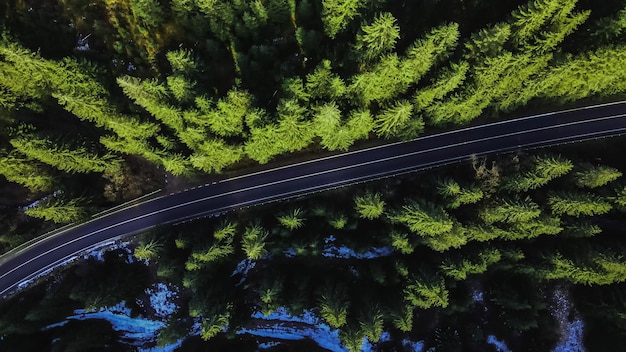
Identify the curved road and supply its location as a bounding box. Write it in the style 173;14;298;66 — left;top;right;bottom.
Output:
2;102;626;297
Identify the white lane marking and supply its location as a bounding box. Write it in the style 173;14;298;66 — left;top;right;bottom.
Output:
5;123;624;297
64;102;626;224
2;113;624;288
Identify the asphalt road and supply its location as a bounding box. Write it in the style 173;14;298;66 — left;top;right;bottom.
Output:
1;101;626;297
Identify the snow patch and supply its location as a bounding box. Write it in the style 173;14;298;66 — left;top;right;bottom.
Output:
145;283;178;319
322;246;394;259
402;339;425;352
550;287;585;352
486;335;512;352
244;307;345;351
259;341;282;349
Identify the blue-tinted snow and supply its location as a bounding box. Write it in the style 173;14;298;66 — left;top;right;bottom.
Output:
322;246;394;259
69;307;165;346
402;339;425;352
145;283;178;318
486;335;512;352
243;307;346;351
259;341;282;349
552;319;584;352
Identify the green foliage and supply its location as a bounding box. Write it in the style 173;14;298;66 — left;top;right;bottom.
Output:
199;304;232;340
11;136;118;174
390;304;413;332
306;60;346;100
185;236;234;270
190;140;243;173
0;151;54;191
390;200;454;236
258;278;283;316
390;232;414;254
134;239;163;261
340;325;366;352
354;12;400;61
464;23;512;59
414;62;469;110
313;103;373;151
166;50;197;75
328;213;348;229
440;248;502;280
350;23;459;106
548;191;613;217
241;225;268;260
404;273;449;309
213;221;238;241
503;155;573;192
574;164;622;189
24;197;87;224
359;306;384;342
319;284;349;328
321;0;368;38
479;198;541;224
436;178;484;209
354;191;385;219
277;208;306;230
373;100;421;139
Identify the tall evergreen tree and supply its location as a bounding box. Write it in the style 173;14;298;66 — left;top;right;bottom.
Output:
354;12;400;62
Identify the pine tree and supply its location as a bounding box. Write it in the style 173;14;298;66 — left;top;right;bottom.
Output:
354;191;385;219
354;12;400;62
189;140;243;173
373;100;418;139
359;306;384;342
503;154;573;192
0;151;54;192
548;191;613;217
24;197;88;224
241;225;268;260
414;62;469;110
277;208;306;230
134;239;163;261
440;248;502;280
574;164;622;189
390;200;454;236
464;23;512;59
319;284;349;328
479;198;541;224
390;232;414;254
321;0;368;38
11;136;118;174
306;60;346;100
436;178;484;209
403;273;449;309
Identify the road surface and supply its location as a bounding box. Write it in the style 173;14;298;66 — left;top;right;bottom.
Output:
1;101;626;297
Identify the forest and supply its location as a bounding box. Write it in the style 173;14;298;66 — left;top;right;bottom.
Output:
1;0;626;350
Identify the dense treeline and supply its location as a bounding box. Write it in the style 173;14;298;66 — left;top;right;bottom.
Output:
1;0;626;252
4;143;626;350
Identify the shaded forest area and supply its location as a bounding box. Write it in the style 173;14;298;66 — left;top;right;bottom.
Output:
1;0;626;253
3;138;626;351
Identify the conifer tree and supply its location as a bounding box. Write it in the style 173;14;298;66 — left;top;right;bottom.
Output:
373;100;418;139
24;197;87;224
503;154;573;192
189;140;243;173
436;178;484;209
321;0;368;38
414;62;469;111
354;191;385;219
0;151;54;192
277;208;306;230
548;191;613;217
359;306;384;342
319;284;349;328
134;239;164;261
305;60;346;100
440;248;502;280
574;164;622;189
403;273;449;309
241;225;268;260
390;200;454;236
354;12;400;62
11;136;118;174
479;198;541;224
